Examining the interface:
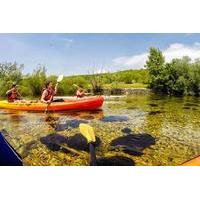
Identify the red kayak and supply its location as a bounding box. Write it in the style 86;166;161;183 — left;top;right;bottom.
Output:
0;96;104;111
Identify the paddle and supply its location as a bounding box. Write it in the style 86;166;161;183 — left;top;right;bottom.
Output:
45;75;64;113
79;123;97;166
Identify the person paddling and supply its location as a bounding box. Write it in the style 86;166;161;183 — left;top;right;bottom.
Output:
76;85;85;98
6;83;22;102
41;81;58;104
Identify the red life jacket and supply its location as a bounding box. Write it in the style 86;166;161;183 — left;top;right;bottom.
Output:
7;89;18;102
42;88;55;101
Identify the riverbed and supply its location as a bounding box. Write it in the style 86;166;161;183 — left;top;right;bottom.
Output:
0;94;200;166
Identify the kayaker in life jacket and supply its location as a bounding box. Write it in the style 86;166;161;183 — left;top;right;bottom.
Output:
41;81;58;104
6;83;22;102
76;85;85;98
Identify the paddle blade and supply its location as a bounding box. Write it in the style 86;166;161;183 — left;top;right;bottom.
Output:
57;75;64;83
73;84;79;88
79;123;96;143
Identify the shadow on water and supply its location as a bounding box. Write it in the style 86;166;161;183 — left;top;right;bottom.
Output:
55;119;88;131
109;133;156;156
100;115;129;122
40;133;101;152
58;110;104;120
42;110;104;130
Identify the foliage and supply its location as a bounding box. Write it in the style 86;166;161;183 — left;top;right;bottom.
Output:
22;66;47;97
0;62;23;96
146;48;200;96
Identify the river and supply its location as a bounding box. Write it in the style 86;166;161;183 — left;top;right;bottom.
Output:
0;94;200;166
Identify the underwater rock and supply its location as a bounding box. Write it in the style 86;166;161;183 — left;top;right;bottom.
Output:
192;107;198;111
55;119;88;131
96;156;135;166
183;106;190;110
101;116;129;122
148;111;163;115
148;103;158;107
184;103;199;107
40;133;101;152
121;127;133;135
127;106;137;110
20;140;38;158
45;116;59;122
109;134;156;156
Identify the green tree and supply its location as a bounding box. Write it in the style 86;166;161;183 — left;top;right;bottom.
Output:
145;47;165;92
25;66;47;97
0;62;23;97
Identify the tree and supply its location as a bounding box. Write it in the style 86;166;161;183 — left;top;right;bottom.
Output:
145;47;165;91
25;66;47;96
0;62;23;97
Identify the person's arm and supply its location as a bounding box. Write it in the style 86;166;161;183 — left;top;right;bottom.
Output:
6;89;13;95
41;90;50;104
80;91;85;96
17;91;22;98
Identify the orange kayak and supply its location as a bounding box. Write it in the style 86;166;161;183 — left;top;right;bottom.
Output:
182;155;200;166
0;96;104;111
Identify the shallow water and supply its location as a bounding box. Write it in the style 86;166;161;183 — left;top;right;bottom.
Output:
0;94;200;166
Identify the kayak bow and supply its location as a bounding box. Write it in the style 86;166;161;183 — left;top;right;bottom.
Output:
0;132;23;166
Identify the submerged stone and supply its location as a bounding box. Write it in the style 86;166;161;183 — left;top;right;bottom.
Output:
148;110;163;115
183;106;190;110
148;103;158;107
109;134;155;156
20;140;38;158
101;115;129;122
127;106;137;110
96;156;135;166
40;133;101;152
184;103;199;107
121;127;133;135
192;107;198;111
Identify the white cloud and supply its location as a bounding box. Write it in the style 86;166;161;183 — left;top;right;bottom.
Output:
112;42;200;70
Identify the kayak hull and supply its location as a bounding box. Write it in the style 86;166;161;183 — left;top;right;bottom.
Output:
0;132;23;166
182;156;200;166
0;96;104;111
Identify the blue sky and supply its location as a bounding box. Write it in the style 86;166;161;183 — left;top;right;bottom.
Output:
1;33;200;75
